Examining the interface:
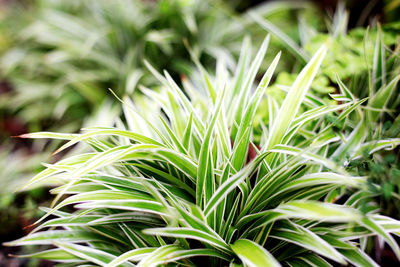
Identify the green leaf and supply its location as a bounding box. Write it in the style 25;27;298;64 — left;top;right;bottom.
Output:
275;200;362;222
106;248;155;267
54;242;134;267
271;222;346;264
353;138;400;159
143;227;231;254
266;42;328;150
14;248;83;263
17;132;79;140
361;217;400;260
4;230;105;246
231;239;280;267
249;11;309;62
53;128;163;155
339;248;378;267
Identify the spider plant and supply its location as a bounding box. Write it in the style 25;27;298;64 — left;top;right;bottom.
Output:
5;35;400;266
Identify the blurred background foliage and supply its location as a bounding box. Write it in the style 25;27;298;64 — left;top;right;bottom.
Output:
0;0;399;266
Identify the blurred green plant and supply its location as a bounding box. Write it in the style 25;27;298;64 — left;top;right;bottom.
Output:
0;0;247;132
385;0;400;22
348;150;400;217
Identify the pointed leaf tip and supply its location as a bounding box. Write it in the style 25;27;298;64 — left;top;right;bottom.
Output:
13;133;30;138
